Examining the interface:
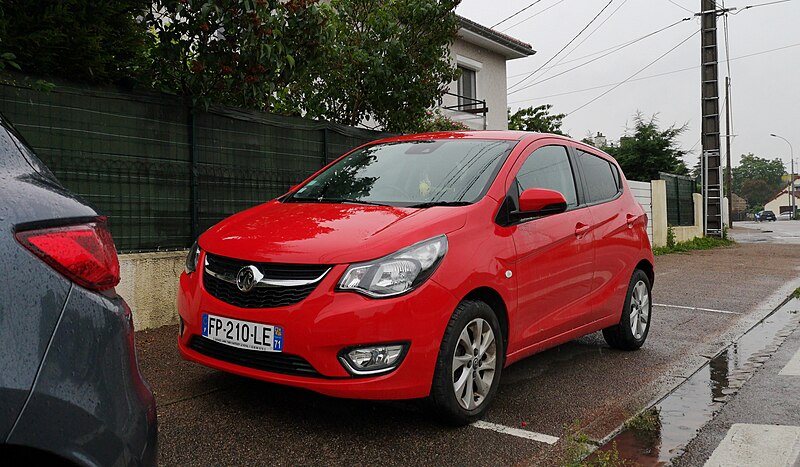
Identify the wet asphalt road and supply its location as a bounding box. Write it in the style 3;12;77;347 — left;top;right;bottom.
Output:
729;219;800;244
136;241;800;466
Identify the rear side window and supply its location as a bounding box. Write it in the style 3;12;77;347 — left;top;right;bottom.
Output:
0;116;57;180
578;150;620;204
516;145;578;208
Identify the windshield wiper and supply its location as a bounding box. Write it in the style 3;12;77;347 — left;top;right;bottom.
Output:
407;201;472;208
313;198;391;206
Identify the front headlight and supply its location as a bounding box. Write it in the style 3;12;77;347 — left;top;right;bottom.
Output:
338;235;448;298
185;240;201;274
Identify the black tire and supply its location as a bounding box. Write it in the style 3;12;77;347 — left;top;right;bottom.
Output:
430;300;504;426
602;269;652;351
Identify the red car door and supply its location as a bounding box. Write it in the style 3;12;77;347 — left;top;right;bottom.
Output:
503;141;596;353
575;148;643;322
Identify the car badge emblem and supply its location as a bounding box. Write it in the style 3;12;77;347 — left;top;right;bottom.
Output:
236;265;263;293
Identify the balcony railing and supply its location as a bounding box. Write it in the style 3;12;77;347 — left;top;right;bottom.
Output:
441;92;488;115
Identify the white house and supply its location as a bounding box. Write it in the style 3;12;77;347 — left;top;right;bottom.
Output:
440;16;535;130
764;178;799;214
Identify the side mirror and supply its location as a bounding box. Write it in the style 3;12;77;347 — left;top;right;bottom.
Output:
513;188;568;219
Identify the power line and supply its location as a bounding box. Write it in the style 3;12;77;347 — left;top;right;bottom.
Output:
508;41;800;105
512;17;692;93
666;0;695;13
566;29;699;115
506;0;781;81
549;0;631;69
500;0;568;32
507;0;616;92
507;23;689;78
490;0;546;28
722;1;734;134
731;0;793;14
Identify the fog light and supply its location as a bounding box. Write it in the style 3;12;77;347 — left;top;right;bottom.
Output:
339;343;408;376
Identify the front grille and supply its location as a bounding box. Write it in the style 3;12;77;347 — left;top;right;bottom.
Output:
189;335;325;378
203;253;330;308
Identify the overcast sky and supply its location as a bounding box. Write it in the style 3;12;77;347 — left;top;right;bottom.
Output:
456;0;800;172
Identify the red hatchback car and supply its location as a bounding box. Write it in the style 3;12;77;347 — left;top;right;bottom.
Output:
177;131;654;424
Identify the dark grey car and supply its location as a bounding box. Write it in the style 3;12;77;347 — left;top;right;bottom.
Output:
0;115;156;465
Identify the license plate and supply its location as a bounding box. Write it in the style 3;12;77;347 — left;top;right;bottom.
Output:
202;314;283;352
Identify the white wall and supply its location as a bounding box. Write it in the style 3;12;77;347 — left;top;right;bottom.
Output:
117;251;184;330
442;38;508;130
628;180;653;244
629;180;704;247
765;191;796;214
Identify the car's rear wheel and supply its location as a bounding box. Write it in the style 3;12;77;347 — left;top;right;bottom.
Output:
430;299;503;425
602;269;651;350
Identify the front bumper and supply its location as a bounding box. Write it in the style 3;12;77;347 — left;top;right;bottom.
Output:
177;263;458;400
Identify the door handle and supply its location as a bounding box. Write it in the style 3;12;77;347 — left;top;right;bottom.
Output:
575;223;590;237
626;213;636;228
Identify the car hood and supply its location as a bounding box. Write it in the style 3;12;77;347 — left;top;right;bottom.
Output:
199;201;468;264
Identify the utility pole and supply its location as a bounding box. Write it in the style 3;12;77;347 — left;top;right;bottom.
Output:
699;0;732;237
725;76;732;227
771;133;795;219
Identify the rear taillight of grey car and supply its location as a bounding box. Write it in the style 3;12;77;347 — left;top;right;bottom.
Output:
15;218;121;291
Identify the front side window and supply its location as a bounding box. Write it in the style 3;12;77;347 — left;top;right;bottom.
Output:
288;140;517;207
515;145;578;208
578;150;621;204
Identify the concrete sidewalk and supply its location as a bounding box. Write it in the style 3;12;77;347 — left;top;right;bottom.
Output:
135;242;800;466
675;297;800;466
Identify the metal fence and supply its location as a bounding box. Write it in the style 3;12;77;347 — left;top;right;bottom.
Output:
0;79;393;251
659;172;697;226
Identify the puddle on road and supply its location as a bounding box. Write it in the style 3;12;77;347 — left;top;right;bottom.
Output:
589;298;800;466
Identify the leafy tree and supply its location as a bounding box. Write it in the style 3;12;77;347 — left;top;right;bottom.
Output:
739;179;774;207
731;153;785;197
600;113;689;182
507;104;566;135
146;0;327;110
0;52;20;72
0;0;150;83
416;109;470;132
284;0;460;133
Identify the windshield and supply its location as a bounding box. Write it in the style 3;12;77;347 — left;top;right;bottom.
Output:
287;139;516;207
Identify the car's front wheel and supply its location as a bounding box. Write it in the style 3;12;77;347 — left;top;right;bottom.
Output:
430;300;503;425
602;269;652;350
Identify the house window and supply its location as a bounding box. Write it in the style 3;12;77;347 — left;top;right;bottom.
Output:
457;66;477;110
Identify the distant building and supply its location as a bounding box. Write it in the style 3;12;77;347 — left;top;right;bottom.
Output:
440;16;535;130
729;192;748;220
588;132;607;148
764;179;799;214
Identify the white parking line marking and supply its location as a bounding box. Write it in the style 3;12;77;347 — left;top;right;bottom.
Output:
779;346;800;376
471;421;559;445
704;423;800;466
654;303;741;315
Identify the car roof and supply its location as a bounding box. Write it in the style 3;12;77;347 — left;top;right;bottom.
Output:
371;130;575;144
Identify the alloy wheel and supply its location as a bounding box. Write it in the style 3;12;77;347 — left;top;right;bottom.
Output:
629;280;650;340
452;318;497;410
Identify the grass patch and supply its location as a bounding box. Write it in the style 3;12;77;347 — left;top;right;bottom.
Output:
653;235;734;256
793;287;800;299
623;407;661;433
562;421;630;467
562;421;594;466
623;407;662;449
